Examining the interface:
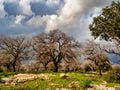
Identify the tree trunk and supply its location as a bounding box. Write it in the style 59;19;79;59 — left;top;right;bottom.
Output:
6;64;11;72
44;64;47;71
13;64;16;72
13;61;16;72
98;66;102;76
54;63;58;72
12;55;18;72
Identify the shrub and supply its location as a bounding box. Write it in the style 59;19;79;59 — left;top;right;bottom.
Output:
104;65;120;83
81;60;96;72
0;72;8;77
112;64;120;70
79;79;91;88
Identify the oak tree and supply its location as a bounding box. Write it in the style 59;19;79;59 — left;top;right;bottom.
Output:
0;36;31;72
32;30;81;72
84;40;111;76
89;1;120;56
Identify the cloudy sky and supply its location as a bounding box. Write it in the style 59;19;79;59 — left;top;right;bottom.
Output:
0;0;118;41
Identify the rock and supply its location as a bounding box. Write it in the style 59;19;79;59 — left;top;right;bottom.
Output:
89;84;116;90
56;88;69;90
115;86;120;90
60;73;68;79
1;73;55;85
68;81;80;89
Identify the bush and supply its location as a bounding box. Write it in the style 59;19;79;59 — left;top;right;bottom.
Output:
104;66;120;83
79;79;91;88
80;60;96;72
0;72;8;77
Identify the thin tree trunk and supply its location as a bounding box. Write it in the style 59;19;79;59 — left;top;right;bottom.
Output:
13;64;16;72
44;64;47;71
98;66;102;76
6;64;11;72
13;60;17;72
54;63;58;72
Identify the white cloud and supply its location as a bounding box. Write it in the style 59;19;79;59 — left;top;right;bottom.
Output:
46;0;82;32
0;0;119;41
26;15;50;27
15;15;25;24
46;0;60;7
19;0;34;16
0;0;7;18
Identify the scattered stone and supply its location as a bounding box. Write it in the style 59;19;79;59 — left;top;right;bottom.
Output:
60;73;68;79
89;84;116;90
115;86;120;90
68;81;80;89
1;73;55;85
56;88;69;90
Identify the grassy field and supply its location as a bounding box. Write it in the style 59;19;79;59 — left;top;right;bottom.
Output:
0;71;120;90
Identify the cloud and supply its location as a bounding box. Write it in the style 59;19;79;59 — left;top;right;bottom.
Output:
19;0;34;16
26;15;49;27
46;0;60;7
15;15;25;24
0;0;7;18
0;0;118;41
30;2;59;16
45;0;82;32
4;2;22;16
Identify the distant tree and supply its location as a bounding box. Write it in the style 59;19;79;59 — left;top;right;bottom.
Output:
89;1;120;56
0;50;13;71
23;61;41;72
32;30;81;72
84;40;111;76
0;36;31;72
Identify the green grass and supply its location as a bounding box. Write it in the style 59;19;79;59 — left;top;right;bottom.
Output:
0;72;119;90
0;72;19;78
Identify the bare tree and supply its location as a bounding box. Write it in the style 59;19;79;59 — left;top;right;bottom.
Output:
0;36;31;72
0;50;13;71
84;40;111;76
32;30;81;72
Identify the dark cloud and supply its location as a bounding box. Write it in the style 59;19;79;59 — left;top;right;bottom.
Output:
30;1;64;16
3;2;22;16
0;16;44;36
0;0;118;39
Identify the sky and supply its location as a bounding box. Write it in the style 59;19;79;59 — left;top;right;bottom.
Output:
0;0;119;41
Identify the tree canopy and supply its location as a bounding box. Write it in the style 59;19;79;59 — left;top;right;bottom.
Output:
89;1;120;44
84;40;111;76
32;30;81;72
0;36;31;72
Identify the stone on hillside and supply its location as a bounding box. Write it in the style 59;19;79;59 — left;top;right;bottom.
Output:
60;73;68;79
56;88;69;90
68;81;80;89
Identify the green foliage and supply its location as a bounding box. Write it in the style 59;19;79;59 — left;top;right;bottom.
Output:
104;66;120;83
89;1;120;41
79;79;91;88
0;72;119;89
12;79;49;90
0;72;8;78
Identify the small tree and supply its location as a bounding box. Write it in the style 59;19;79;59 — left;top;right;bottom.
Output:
32;30;81;72
84;40;111;76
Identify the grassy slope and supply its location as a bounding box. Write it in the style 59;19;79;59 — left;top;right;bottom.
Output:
0;72;120;90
